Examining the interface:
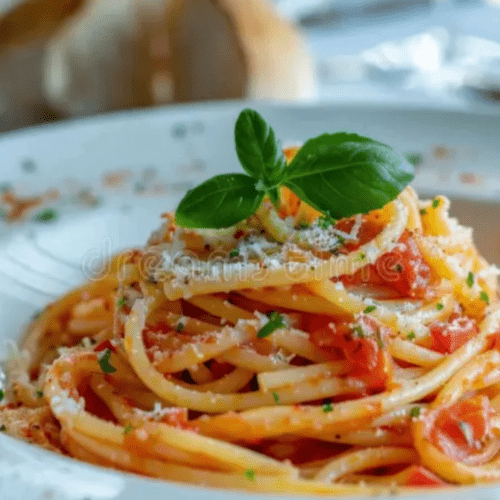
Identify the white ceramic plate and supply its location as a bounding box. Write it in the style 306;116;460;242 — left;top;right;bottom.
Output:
1;100;500;500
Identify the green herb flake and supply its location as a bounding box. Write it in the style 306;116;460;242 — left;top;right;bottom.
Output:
352;326;365;339
432;198;440;209
407;331;416;341
244;469;256;481
229;249;240;258
466;272;474;288
322;401;334;413
272;392;280;404
318;216;334;230
0;425;6;432
480;291;490;305
364;305;377;314
394;264;403;273
356;252;366;262
300;222;310;229
0;389;4;401
419;208;427;216
37;390;44;398
123;424;134;435
409;406;421;418
36;208;58;222
436;303;444;311
117;297;127;309
257;311;285;338
98;348;117;374
176;322;185;333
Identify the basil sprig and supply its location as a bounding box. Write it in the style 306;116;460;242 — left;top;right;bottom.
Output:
175;109;414;228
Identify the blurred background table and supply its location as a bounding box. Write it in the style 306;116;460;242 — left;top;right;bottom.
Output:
1;0;500;134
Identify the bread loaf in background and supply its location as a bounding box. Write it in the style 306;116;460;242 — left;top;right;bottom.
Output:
0;0;316;130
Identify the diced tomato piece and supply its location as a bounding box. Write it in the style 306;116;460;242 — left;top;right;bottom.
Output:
93;339;116;353
310;315;390;391
340;230;432;299
427;395;494;463
335;215;386;252
489;331;500;351
402;466;447;487
429;315;478;354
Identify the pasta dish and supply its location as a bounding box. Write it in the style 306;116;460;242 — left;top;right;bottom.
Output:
2;110;500;496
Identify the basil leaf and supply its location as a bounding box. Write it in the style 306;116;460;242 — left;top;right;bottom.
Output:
98;348;117;374
176;174;264;228
235;109;286;187
284;133;414;219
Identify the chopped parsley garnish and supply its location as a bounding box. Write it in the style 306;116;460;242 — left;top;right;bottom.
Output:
394;264;403;273
257;311;285;338
37;390;44;398
436;303;444;310
322;401;334;413
356;252;366;262
176;322;185;333
480;291;490;305
175;109;414;229
466;272;474;288
35;208;58;222
409;406;421;418
0;389;4;401
318;216;335;230
229;249;240;258
352;326;365;339
364;305;377;314
123;424;134;435
407;331;416;341
97;348;117;374
244;469;256;481
419;208;427;216
272;392;280;404
300;222;310;229
117;297;127;309
432;198;440;209
0;425;6;431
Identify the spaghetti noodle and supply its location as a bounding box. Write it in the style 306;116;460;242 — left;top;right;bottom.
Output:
2;152;500;495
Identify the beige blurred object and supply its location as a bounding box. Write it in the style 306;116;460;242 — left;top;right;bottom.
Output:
0;0;316;130
0;0;85;131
